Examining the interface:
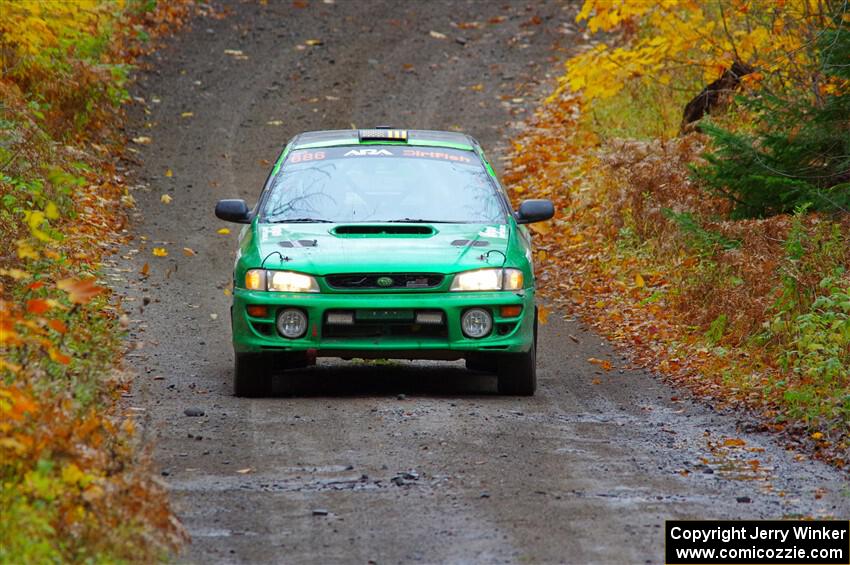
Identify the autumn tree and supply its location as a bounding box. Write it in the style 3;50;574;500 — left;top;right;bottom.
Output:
564;0;850;216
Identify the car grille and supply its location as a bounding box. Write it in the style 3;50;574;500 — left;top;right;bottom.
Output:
323;321;447;339
325;273;444;290
322;309;448;340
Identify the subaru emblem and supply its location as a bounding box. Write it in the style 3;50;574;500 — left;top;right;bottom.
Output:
377;276;393;287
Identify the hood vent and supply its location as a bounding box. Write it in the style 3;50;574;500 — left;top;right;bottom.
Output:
332;225;435;236
450;239;489;247
278;239;318;248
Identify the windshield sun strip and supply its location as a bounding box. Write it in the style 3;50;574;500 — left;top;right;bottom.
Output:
258;145;507;224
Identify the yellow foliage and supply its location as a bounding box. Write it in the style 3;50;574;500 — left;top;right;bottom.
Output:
0;0;111;58
565;0;834;107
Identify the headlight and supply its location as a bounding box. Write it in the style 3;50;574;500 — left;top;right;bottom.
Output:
450;268;524;291
244;269;319;292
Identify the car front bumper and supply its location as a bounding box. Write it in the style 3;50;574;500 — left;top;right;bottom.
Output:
231;288;535;358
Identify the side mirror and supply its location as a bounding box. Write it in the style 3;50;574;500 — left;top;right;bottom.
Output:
215;199;252;223
516;199;554;225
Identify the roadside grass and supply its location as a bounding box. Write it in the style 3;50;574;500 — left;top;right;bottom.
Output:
585;79;696;141
508;90;849;467
0;1;199;560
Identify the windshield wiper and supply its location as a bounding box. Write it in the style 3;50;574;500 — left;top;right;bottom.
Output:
267;218;334;223
384;218;455;223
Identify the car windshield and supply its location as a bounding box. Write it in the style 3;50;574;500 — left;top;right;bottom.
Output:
262;146;506;223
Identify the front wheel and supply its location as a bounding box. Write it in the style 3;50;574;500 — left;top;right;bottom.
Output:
234;353;273;397
496;309;538;396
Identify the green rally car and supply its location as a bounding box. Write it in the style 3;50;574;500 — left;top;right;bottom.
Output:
215;128;554;397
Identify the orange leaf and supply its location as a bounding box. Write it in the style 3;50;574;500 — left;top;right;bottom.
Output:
49;347;71;365
723;438;746;447
57;278;105;305
537;304;550;324
48;319;68;334
0;358;22;373
588;357;613;371
26;298;50;315
530;222;551;235
0;321;22;346
141;262;150;277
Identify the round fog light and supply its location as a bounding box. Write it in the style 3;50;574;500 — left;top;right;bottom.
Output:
277;308;308;339
461;308;492;339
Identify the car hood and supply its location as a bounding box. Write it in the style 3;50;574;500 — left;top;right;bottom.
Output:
252;222;511;275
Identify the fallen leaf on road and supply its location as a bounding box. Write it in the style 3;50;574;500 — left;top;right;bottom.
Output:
267;120;283;126
588;357;613;371
141;262;150;277
236;468;252;474
217;228;230;235
165;169;173;177
470;83;484;91
152;247;168;257
182;247;196;256
180;111;193;118
723;438;746;447
132;136;152;145
429;30;447;39
160;194;172;204
537;305;549;324
224;49;249;60
305;38;323;46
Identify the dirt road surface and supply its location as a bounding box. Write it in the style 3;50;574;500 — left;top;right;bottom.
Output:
115;1;849;563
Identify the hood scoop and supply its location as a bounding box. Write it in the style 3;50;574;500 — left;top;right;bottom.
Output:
332;225;435;237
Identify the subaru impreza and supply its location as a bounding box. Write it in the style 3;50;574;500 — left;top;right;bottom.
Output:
215;128;553;397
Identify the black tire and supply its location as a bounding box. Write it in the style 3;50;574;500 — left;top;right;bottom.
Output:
497;308;538;396
233;353;273;397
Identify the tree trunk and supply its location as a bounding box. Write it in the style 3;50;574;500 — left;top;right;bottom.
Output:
680;61;754;134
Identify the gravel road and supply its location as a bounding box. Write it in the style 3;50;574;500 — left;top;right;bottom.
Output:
116;1;849;563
